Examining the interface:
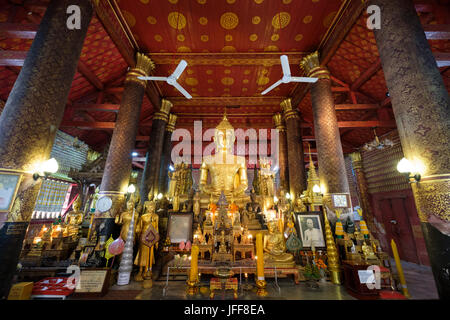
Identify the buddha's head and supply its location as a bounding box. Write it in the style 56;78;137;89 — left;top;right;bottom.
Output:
73;195;82;211
214;113;235;152
144;200;156;214
126;199;134;211
267;221;277;233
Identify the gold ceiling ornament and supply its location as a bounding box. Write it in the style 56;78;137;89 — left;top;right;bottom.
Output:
242;87;248;91
227;0;236;3
207;79;213;84
249;34;258;41
295;34;303;41
208;88;213;92
122;10;136;27
147;16;157;24
282;0;292;4
187;69;194;74
243;79;249;84
224;88;230;92
197;0;207;4
271;34;280;41
221;45;236;52
177;34;185;41
224;69;231;74
200;35;209;42
323;11;337;28
168;12;187;30
177;46;191;52
168;0;178;3
303;15;313;24
264;45;279;52
140;0;149;3
154;34;163;42
206;69;213;75
244;69;251;75
272;12;290;29
221;77;235;85
220;12;239;30
185;77;199;86
300;51;330;80
198;17;208;25
252;16;261;24
254;0;264;4
225;34;233;41
257;76;270;86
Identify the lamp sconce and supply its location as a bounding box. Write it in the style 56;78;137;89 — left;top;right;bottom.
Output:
397;158;422;183
127;184;136;194
33;158;59;181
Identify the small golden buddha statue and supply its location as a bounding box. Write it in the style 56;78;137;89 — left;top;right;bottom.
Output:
293;197;307;212
115;197;138;242
246;206;262;230
218;230;228;254
134;200;159;282
193;225;203;244
362;241;378;262
199;113;249;205
263;221;295;267
193;192;201;217
64;195;84;238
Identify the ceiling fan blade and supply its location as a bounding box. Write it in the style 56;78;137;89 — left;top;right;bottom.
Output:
172;60;188;79
137;76;168;81
172;81;192;99
280;55;291;77
289;76;319;83
261;79;283;95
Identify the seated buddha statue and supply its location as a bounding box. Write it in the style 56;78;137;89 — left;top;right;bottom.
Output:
199;113;249;207
246;205;262;230
263;221;295;267
64;195;84;239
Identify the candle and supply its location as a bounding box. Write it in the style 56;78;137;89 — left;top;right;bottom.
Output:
189;245;199;283
255;233;265;281
390;239;411;298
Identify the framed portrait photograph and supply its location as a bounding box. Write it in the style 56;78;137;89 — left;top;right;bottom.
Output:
331;193;351;209
294;212;326;250
167;213;193;243
0;173;22;212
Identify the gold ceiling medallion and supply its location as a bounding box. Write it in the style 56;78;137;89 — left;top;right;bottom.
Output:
185;77;199;86
200;35;209;42
303;15;313;24
221;77;234;85
197;0;207;4
147;16;157;24
249;34;258;41
252;16;261;24
177;34;185;42
198;17;208;25
168;12;187;30
154;34;163;42
225;34;233;41
221;45;236;52
254;0;264;4
257;77;270;86
220;12;239;30
264;45;279;52
295;34;303;41
177;46;191;52
272;12;290;29
271;34;280;41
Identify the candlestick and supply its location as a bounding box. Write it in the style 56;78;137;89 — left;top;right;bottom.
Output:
255;233;267;296
390;239;411;298
323;207;341;284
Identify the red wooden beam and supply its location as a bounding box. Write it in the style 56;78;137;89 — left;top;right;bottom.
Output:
434;52;450;67
335;104;379;110
0;23;38;39
70;104;120;112
77;60;104;90
424;24;450;40
338;120;396;128
0;50;27;66
350;59;382;91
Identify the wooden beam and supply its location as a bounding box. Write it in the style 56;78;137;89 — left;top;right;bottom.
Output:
0;50;27;66
338;121;396;128
350;59;382;91
335;104;379;110
60;121;116;129
434;52;450;67
71;104;120;112
0;23;38;39
424;24;450;39
77;60;104;90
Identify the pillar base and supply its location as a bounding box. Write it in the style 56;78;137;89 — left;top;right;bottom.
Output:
330;270;341;285
255;279;268;297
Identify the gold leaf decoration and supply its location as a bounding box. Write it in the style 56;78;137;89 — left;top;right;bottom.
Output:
201;35;209;42
272;12;290;29
249;34;258;41
295;34;303;41
177;46;191;52
199;17;208;25
264;45;279;52
177;34;185;41
221;77;235;85
122;11;136;27
271;34;279;41
225;34;233;41
185;77;198;86
168;12;187;30
147;16;157;24
303;15;313;24
220;12;239;30
252;16;261;24
154;34;163;42
221;45;237;52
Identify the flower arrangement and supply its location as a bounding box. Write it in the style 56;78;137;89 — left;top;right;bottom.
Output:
314;258;327;271
303;263;321;281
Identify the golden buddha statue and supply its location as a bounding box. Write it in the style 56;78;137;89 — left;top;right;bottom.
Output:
115;197;138;242
64;195;84;238
134;200;159;282
199;113;249;206
263;221;295;267
361;240;378;262
293;196;307;212
218;230;228;254
193;225;203;244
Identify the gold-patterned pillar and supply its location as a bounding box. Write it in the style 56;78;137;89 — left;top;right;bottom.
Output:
272;113;289;192
158;114;177;195
0;0;93;299
349;152;376;235
301;52;350;208
140;99;172;202
96;53;154;238
281;99;306;200
370;0;450;299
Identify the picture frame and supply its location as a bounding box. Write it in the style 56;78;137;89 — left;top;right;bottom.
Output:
0;172;22;212
293;211;326;250
167;212;193;243
330;193;352;209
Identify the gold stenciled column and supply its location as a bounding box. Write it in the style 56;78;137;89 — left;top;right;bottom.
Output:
349;152;377;235
158;114;177;196
370;0;450;299
281;99;306;200
97;52;154;238
301;52;350;208
140;99;172;202
272;113;289;192
0;0;93;299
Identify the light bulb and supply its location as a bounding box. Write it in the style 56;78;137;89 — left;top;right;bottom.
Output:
157;193;163;200
313;184;321;193
285;193;291;200
397;158;413;173
127;184;136;194
41;158;59;174
273;196;278;204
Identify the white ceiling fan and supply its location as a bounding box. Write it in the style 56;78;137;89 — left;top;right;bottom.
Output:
261;55;318;95
138;60;192;99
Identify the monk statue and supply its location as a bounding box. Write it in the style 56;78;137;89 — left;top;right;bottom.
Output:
134;200;159;282
115;197;138;242
199;112;249;206
263;221;295;267
293;196;307;212
64;195;84;238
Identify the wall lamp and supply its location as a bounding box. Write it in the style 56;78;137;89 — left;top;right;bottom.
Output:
397;157;422;183
33;158;59;180
127;184;136;194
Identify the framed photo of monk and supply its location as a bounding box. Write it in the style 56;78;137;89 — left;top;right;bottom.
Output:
294;212;326;250
167;213;193;243
0;172;22;212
